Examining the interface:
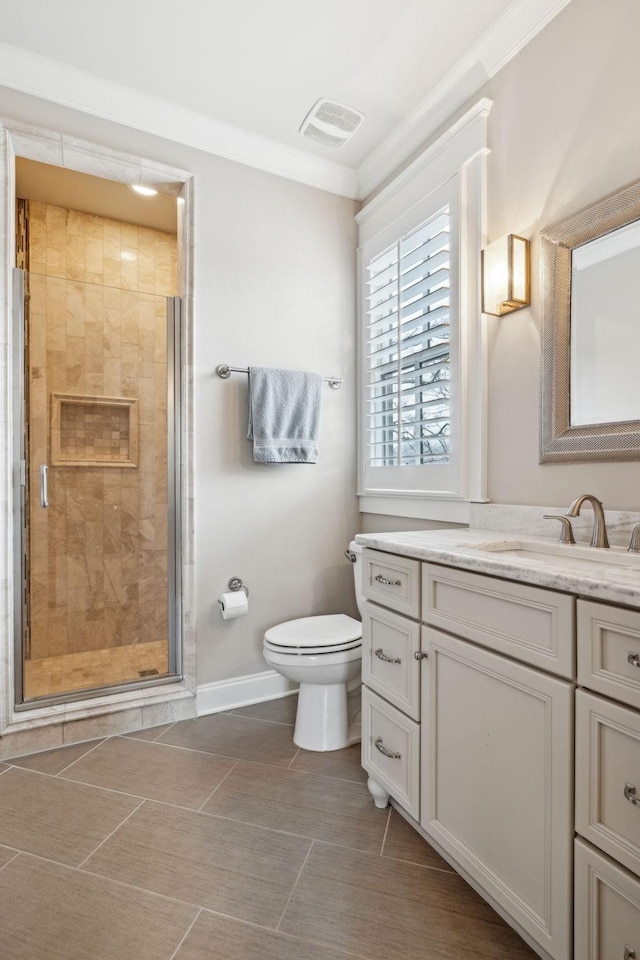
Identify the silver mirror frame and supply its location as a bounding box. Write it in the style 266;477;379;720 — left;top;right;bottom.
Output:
540;177;640;463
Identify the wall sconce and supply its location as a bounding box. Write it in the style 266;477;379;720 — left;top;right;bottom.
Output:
481;234;530;316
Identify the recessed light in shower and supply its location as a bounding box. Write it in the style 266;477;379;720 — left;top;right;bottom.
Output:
131;184;158;197
121;251;137;261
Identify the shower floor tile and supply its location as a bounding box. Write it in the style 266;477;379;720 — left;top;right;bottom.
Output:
23;639;169;699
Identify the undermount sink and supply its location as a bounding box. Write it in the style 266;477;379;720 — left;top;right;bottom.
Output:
470;538;640;572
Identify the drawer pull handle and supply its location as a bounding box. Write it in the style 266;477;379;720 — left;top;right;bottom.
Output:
375;737;401;760
375;648;401;664
625;782;640;809
375;574;402;587
628;652;640;668
624;947;636;960
414;651;428;661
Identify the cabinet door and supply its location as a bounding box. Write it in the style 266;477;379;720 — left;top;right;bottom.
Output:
421;627;573;960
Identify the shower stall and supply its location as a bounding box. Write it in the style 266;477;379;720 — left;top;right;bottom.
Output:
13;198;181;705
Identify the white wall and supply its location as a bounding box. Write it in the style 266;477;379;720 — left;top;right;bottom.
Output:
485;0;640;510
195;157;360;683
364;0;640;524
0;88;359;688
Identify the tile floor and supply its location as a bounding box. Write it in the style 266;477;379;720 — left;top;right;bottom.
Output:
0;696;537;960
23;640;169;699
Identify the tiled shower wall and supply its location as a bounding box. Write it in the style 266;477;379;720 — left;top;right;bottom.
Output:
26;200;177;660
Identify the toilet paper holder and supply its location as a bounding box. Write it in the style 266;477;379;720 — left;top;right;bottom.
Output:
227;576;249;597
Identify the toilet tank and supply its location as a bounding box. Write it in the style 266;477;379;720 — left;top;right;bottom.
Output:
349;540;365;619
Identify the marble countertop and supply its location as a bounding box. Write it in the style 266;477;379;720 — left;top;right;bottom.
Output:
355;528;640;609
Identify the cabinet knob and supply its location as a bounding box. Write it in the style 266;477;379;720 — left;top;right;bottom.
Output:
414;651;428;661
374;737;401;760
375;574;402;587
374;648;401;665
624;782;640;809
628;652;640;668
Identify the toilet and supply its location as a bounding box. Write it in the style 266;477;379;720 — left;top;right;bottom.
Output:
263;540;364;752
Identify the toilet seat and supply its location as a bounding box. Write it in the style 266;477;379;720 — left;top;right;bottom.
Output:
264;637;362;656
265;614;361;650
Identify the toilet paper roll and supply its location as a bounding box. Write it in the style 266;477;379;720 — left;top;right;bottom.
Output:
219;590;249;620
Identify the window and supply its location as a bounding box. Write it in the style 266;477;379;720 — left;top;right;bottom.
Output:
365;207;451;469
356;100;490;522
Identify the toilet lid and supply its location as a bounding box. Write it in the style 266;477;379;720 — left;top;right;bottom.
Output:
264;637;362;656
265;614;361;648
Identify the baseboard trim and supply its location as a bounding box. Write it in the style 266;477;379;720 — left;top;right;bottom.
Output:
196;670;298;717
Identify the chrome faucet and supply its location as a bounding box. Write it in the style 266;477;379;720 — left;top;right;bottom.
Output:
565;494;609;548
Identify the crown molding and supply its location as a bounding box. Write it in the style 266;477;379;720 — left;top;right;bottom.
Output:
0;41;359;200
356;0;574;200
0;0;572;202
355;98;492;227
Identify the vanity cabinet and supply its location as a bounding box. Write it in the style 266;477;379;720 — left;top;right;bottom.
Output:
359;535;640;960
421;626;573;960
574;599;640;959
361;549;422;818
361;548;575;960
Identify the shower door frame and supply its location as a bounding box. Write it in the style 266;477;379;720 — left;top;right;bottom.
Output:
13;273;183;708
0;119;196;739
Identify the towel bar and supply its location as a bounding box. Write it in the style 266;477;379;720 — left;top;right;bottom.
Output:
216;363;342;390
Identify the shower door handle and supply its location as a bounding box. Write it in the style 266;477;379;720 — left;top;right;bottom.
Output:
40;464;49;508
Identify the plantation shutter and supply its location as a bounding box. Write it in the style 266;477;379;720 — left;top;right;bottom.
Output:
365;208;451;469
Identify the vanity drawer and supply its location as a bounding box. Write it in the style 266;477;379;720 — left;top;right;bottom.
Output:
362;601;420;720
362;549;421;619
576;690;640;877
575;838;640;960
422;563;575;679
578;599;640;710
362;686;420;818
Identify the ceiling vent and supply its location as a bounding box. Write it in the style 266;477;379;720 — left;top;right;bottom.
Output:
299;99;364;150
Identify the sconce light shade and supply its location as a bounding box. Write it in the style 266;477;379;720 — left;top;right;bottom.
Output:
481;234;530;316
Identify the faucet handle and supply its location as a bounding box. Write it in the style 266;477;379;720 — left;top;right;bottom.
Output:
629;523;640;553
543;515;576;544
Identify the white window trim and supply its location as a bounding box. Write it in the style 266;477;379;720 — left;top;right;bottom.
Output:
356;98;492;523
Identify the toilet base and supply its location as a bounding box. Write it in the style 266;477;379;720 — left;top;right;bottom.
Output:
294;682;351;752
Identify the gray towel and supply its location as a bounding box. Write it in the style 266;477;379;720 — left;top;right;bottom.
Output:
247;366;323;463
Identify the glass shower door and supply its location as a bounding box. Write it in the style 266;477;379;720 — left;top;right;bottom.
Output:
17;269;179;702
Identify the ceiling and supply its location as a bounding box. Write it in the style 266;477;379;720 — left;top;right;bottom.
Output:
16;158;178;233
0;0;572;197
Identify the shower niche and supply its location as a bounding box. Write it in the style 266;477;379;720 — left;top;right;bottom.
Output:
51;394;138;468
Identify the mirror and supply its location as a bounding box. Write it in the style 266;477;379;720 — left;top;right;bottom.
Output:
540;177;640;462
